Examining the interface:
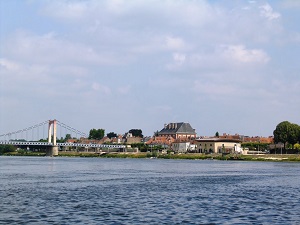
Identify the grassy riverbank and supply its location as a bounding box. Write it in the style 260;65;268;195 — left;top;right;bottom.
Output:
4;151;300;162
59;152;300;161
4;151;47;157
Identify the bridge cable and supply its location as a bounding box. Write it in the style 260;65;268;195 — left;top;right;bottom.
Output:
56;120;87;138
0;120;49;141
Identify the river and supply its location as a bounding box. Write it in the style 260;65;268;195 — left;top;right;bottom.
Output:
1;156;300;224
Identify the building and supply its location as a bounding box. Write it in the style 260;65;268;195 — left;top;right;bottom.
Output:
126;137;142;144
243;136;273;144
146;136;175;148
171;141;197;153
122;132;142;144
195;138;242;154
218;133;273;144
157;122;196;140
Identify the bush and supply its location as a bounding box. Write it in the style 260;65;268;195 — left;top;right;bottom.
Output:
0;145;16;155
146;151;158;158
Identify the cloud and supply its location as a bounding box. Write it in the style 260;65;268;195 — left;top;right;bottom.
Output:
220;45;270;64
259;3;281;20
165;36;187;51
1;0;299;137
165;44;270;74
173;53;186;64
91;82;111;95
41;0;214;26
165;52;186;71
3;31;120;66
36;1;283;58
0;58;51;85
40;1;89;21
0;58;20;71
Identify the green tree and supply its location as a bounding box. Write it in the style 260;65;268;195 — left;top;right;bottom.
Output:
273;121;300;150
273;121;291;149
215;132;219;137
294;143;300;151
39;138;48;142
288;123;300;148
88;129;105;140
65;134;72;141
107;132;117;139
0;145;16;155
129;129;143;138
131;143;148;152
242;142;268;150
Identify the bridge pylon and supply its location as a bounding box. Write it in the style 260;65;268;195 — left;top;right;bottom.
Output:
46;119;58;156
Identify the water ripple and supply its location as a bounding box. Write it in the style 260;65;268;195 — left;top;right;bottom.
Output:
1;157;300;224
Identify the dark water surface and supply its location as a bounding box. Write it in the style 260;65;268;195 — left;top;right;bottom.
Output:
1;156;300;224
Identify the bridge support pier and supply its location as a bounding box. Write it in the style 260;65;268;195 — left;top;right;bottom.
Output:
46;119;58;156
46;146;59;156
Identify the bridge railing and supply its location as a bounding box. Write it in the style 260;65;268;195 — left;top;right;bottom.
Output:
0;141;52;146
57;143;126;148
0;141;126;149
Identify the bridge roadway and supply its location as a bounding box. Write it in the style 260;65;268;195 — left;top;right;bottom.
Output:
0;141;126;149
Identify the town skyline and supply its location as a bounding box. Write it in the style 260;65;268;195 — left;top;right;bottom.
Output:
64;120;276;141
1;1;300;138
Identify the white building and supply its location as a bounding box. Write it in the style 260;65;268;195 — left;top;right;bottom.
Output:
195;138;242;154
171;141;196;153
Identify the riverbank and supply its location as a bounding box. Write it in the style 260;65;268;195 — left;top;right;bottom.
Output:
3;151;300;162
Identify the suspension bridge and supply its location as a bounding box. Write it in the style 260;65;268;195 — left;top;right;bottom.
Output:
0;119;125;156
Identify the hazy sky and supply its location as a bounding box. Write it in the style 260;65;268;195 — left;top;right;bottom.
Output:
1;0;300;138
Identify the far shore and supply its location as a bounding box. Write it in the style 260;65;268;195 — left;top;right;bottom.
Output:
3;151;300;162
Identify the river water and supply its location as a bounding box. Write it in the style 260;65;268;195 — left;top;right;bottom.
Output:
1;156;300;224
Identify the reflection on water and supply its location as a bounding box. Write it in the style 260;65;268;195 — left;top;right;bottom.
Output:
47;158;57;172
1;156;300;224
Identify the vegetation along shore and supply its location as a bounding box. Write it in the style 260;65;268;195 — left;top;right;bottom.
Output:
3;150;300;162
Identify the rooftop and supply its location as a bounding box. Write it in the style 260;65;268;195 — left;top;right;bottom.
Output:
158;122;196;135
196;138;242;143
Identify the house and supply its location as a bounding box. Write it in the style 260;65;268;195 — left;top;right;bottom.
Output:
157;122;196;140
122;132;142;144
195;138;242;154
218;133;274;144
146;136;175;148
66;138;77;143
126;137;142;144
110;135;122;144
243;136;273;144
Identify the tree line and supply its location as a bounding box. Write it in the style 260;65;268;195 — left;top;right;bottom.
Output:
273;121;300;149
29;128;143;142
88;128;143;140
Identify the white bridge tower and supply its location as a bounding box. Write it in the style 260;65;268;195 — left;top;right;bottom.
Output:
47;119;58;156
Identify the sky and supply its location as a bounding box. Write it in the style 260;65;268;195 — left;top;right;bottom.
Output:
1;0;300;138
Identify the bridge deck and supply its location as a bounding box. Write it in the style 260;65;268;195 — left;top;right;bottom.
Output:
0;141;125;149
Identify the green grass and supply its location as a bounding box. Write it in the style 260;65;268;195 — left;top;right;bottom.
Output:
3;150;300;162
4;151;46;156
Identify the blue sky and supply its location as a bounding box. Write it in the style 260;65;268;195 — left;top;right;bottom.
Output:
1;0;300;138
